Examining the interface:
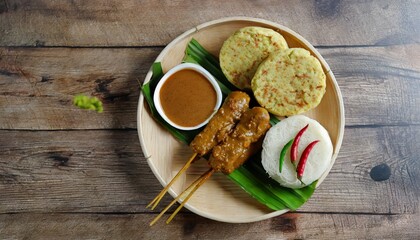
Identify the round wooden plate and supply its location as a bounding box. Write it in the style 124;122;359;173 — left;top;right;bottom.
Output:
137;17;345;223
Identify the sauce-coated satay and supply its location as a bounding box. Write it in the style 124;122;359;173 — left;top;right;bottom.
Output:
190;91;250;156
151;107;272;225
147;91;250;211
209;107;271;174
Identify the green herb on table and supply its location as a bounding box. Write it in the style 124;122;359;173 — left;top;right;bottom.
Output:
73;94;103;113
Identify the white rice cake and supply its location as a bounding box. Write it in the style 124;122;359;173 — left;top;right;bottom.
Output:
261;115;333;189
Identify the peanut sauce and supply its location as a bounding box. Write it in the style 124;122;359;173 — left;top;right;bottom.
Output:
160;69;217;127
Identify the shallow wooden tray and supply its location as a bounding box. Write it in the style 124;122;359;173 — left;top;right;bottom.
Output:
137;17;345;223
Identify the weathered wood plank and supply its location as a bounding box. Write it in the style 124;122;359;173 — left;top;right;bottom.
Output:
0;1;419;47
1;44;419;129
322;44;420;126
0;126;418;214
0;47;158;129
0;213;418;239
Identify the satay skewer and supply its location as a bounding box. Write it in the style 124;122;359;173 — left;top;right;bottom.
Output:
147;92;250;210
150;107;271;225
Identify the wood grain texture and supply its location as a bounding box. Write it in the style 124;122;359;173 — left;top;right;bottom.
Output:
1;44;419;130
323;43;420;126
0;47;157;129
0;213;419;240
0;0;419;47
1;0;419;237
0;126;418;214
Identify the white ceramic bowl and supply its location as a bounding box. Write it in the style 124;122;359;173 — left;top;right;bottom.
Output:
153;63;223;131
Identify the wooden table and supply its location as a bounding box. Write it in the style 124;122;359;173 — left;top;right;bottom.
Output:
1;1;419;239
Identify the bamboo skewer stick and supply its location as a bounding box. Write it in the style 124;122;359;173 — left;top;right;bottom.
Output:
147;153;198;210
166;168;215;224
149;168;212;226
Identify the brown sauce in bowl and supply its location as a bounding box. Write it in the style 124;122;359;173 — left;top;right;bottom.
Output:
160;69;217;127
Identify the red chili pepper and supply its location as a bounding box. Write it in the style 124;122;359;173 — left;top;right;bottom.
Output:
297;140;320;180
290;124;309;163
